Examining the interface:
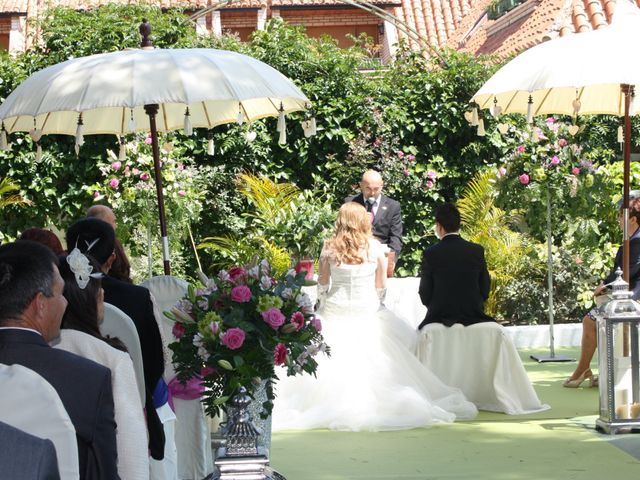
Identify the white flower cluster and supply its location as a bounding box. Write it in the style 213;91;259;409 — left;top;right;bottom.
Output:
66;247;99;290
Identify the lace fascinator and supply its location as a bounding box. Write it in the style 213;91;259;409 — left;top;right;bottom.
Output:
66;238;103;289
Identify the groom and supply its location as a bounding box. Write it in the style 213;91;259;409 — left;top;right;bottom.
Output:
418;203;494;329
345;169;403;271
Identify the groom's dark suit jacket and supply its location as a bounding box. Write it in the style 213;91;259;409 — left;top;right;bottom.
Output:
0;329;119;480
0;421;60;480
418;234;494;328
345;193;403;256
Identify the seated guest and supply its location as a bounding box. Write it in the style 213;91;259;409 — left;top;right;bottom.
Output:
0;241;119;479
418;203;495;329
86;205;133;283
565;192;640;387
57;249;149;479
66;217;166;459
18;227;65;255
0;421;60;480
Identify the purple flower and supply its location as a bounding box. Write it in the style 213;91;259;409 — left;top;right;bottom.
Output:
426;170;437;180
518;173;530;185
112;161;122;171
222;328;245;350
290;311;305;331
262;307;285;330
230;285;251;303
109;178;120;189
172;323;186;339
550;155;561;166
311;317;322;332
209;322;220;336
516;145;526;154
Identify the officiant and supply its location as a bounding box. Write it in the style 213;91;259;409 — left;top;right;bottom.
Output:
345;169;403;274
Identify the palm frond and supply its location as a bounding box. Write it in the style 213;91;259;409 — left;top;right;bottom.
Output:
0;177;31;210
236;172;299;220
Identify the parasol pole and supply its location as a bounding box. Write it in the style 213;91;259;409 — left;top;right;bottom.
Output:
621;84;634;356
141;19;171;275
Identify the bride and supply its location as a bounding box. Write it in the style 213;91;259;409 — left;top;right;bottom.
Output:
272;202;477;431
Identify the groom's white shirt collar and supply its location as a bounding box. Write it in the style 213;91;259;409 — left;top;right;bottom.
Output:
441;232;460;239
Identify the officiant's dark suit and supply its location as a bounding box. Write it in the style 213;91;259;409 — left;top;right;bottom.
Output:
0;241;119;480
418;204;494;329
0;421;61;480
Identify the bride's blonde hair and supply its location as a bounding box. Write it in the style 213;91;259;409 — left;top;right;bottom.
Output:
326;202;371;265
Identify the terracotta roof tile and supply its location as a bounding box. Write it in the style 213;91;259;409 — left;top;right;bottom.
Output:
272;0;398;5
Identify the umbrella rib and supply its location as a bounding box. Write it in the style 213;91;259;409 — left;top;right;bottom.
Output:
161;104;169;133
40;112;52;132
535;89;553;116
120;108;125;136
202;101;212;127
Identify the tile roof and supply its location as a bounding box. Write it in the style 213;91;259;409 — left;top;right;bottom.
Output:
272;0;399;6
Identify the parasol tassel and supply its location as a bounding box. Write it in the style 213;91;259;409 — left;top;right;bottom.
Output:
526;95;534;124
310;116;317;135
30;128;42;143
75;115;84;147
237;107;244;125
278;126;287;145
184;108;193;136
277;106;285;132
75;144;80;156
128;110;136;133
0;129;8;151
470;107;479;126
207;138;215;156
302;120;312;138
477;118;486;137
35;143;42;163
118;138;126;161
630;94;638;117
572;99;581;116
618;125;624;147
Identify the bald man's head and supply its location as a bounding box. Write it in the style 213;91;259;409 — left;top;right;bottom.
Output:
360;170;384;201
86;205;117;231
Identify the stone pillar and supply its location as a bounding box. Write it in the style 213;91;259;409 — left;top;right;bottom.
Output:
381;18;398;62
212;10;223;36
257;7;268;30
196;14;209;35
9;16;26;56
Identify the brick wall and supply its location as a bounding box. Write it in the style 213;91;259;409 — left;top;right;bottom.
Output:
220;10;257;40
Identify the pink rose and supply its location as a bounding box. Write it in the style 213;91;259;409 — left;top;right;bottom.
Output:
144;135;153;145
407;154;416;162
572;167;580;175
558;138;568;147
403;169;410;177
311;317;322;332
93;191;101;198
228;267;246;283
172;322;186;339
124;166;131;177
516;145;525;154
109;178;119;189
426;170;437;180
498;167;507;176
545;117;556;124
230;285;251;303
132;168;140;175
274;343;287;366
373;137;382;147
425;180;434;189
397;150;405;159
112;161;122;171
518;173;530;185
222;327;245;350
262;307;285;330
178;190;186;197
290;311;305;331
200;366;216;377
140;172;150;181
177;164;185;171
550;155;560;166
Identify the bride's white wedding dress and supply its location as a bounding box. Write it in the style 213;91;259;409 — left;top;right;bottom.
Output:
272;240;477;432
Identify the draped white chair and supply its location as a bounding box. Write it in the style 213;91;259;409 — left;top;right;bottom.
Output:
101;302;146;406
0;363;79;480
141;275;214;480
54;330;149;480
417;322;550;415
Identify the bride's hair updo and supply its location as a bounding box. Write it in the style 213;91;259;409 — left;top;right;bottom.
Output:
327;202;372;265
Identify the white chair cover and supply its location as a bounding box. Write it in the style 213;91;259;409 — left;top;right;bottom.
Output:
101;302;146;406
54;330;149;480
0;363;79;480
417;322;550;415
141;275;214;480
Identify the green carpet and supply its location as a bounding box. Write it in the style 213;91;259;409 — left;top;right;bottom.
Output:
270;347;640;480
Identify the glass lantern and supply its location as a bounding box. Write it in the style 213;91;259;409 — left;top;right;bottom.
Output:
595;269;640;434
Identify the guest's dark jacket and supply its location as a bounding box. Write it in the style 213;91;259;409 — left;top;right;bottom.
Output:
0;329;119;480
0;421;60;480
102;275;166;459
603;227;640;299
345;193;403;256
418;234;495;328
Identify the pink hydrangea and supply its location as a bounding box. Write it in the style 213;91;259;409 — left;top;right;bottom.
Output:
518;173;530;185
172;322;186;339
230;285;251;303
572;167;581;175
109;178;119;189
311;317;322;332
221;327;246;350
407;154;416;162
550;156;561;166
262;307;285;330
274;343;288;366
403;169;410;177
290;311;305;331
545;117;556;124
426;170;437;180
112;161;122;171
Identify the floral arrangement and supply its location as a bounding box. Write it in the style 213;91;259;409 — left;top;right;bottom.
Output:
167;259;328;417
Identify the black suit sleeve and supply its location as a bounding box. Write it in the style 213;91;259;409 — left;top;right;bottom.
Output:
36;439;61;480
91;369;120;480
479;246;491;300
418;252;433;307
388;203;403;256
141;291;165;391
